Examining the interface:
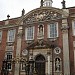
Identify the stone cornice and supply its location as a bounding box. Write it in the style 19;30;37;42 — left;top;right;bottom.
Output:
0;24;22;29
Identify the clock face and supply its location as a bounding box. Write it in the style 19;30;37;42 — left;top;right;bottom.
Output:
22;49;28;56
54;47;61;54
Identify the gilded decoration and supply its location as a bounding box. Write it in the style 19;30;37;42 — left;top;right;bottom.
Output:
24;9;62;24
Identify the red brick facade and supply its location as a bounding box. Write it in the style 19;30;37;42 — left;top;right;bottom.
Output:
0;6;75;75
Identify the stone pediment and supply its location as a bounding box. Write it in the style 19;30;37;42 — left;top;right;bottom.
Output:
17;7;69;25
26;39;57;49
24;8;62;24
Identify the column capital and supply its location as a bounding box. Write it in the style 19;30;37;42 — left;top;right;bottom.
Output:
61;25;69;33
17;26;23;38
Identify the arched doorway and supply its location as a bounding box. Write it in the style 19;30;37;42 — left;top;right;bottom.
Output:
35;54;45;75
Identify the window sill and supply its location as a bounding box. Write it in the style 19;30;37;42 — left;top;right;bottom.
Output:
47;37;58;41
6;42;14;46
25;40;34;44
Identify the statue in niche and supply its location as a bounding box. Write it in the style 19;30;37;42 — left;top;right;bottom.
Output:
38;25;43;38
55;58;60;71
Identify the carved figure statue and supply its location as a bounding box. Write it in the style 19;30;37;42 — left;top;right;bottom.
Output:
55;58;60;71
39;25;43;38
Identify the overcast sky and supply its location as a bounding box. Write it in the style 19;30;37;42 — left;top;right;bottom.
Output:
0;0;75;21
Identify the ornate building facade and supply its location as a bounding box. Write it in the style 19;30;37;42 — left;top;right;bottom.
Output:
0;0;75;75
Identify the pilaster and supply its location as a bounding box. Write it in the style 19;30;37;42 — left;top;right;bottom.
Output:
14;26;22;75
74;49;75;73
61;19;70;75
47;49;52;75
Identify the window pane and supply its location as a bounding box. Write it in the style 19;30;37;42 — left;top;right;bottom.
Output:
6;52;12;70
21;63;26;71
0;31;2;42
26;26;34;40
8;29;15;42
7;55;12;60
7;63;11;69
49;23;58;38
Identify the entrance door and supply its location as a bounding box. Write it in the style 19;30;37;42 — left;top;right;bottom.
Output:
35;55;45;75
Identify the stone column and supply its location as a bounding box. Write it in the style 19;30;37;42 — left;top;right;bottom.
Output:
47;50;51;75
74;49;75;73
48;55;50;75
14;26;22;75
61;19;70;75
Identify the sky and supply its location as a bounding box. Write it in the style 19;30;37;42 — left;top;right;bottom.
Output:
0;0;75;21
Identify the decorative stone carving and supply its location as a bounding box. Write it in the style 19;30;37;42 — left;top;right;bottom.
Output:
55;58;61;71
54;47;61;54
17;26;23;38
24;10;62;24
61;25;69;30
38;25;44;39
6;46;14;51
22;49;28;56
61;25;69;33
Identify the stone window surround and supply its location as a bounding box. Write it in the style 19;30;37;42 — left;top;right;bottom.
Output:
7;29;16;42
25;26;34;40
48;22;58;38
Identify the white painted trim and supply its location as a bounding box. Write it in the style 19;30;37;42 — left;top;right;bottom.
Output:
48;55;50;75
21;63;26;71
48;24;50;38
74;50;75;70
7;29;16;42
0;31;2;43
56;22;59;37
25;27;27;40
33;26;35;40
25;26;35;40
72;20;75;36
47;22;58;38
5;52;13;71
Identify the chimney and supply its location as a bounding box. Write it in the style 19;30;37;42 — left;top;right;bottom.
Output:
61;0;66;9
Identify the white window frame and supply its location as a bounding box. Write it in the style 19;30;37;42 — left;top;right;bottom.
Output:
21;63;26;71
6;46;14;51
25;26;34;40
7;29;16;42
0;31;2;43
48;22;58;38
72;20;75;36
74;49;75;70
5;52;13;71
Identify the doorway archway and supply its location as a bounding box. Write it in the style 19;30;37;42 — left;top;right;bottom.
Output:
35;54;45;75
